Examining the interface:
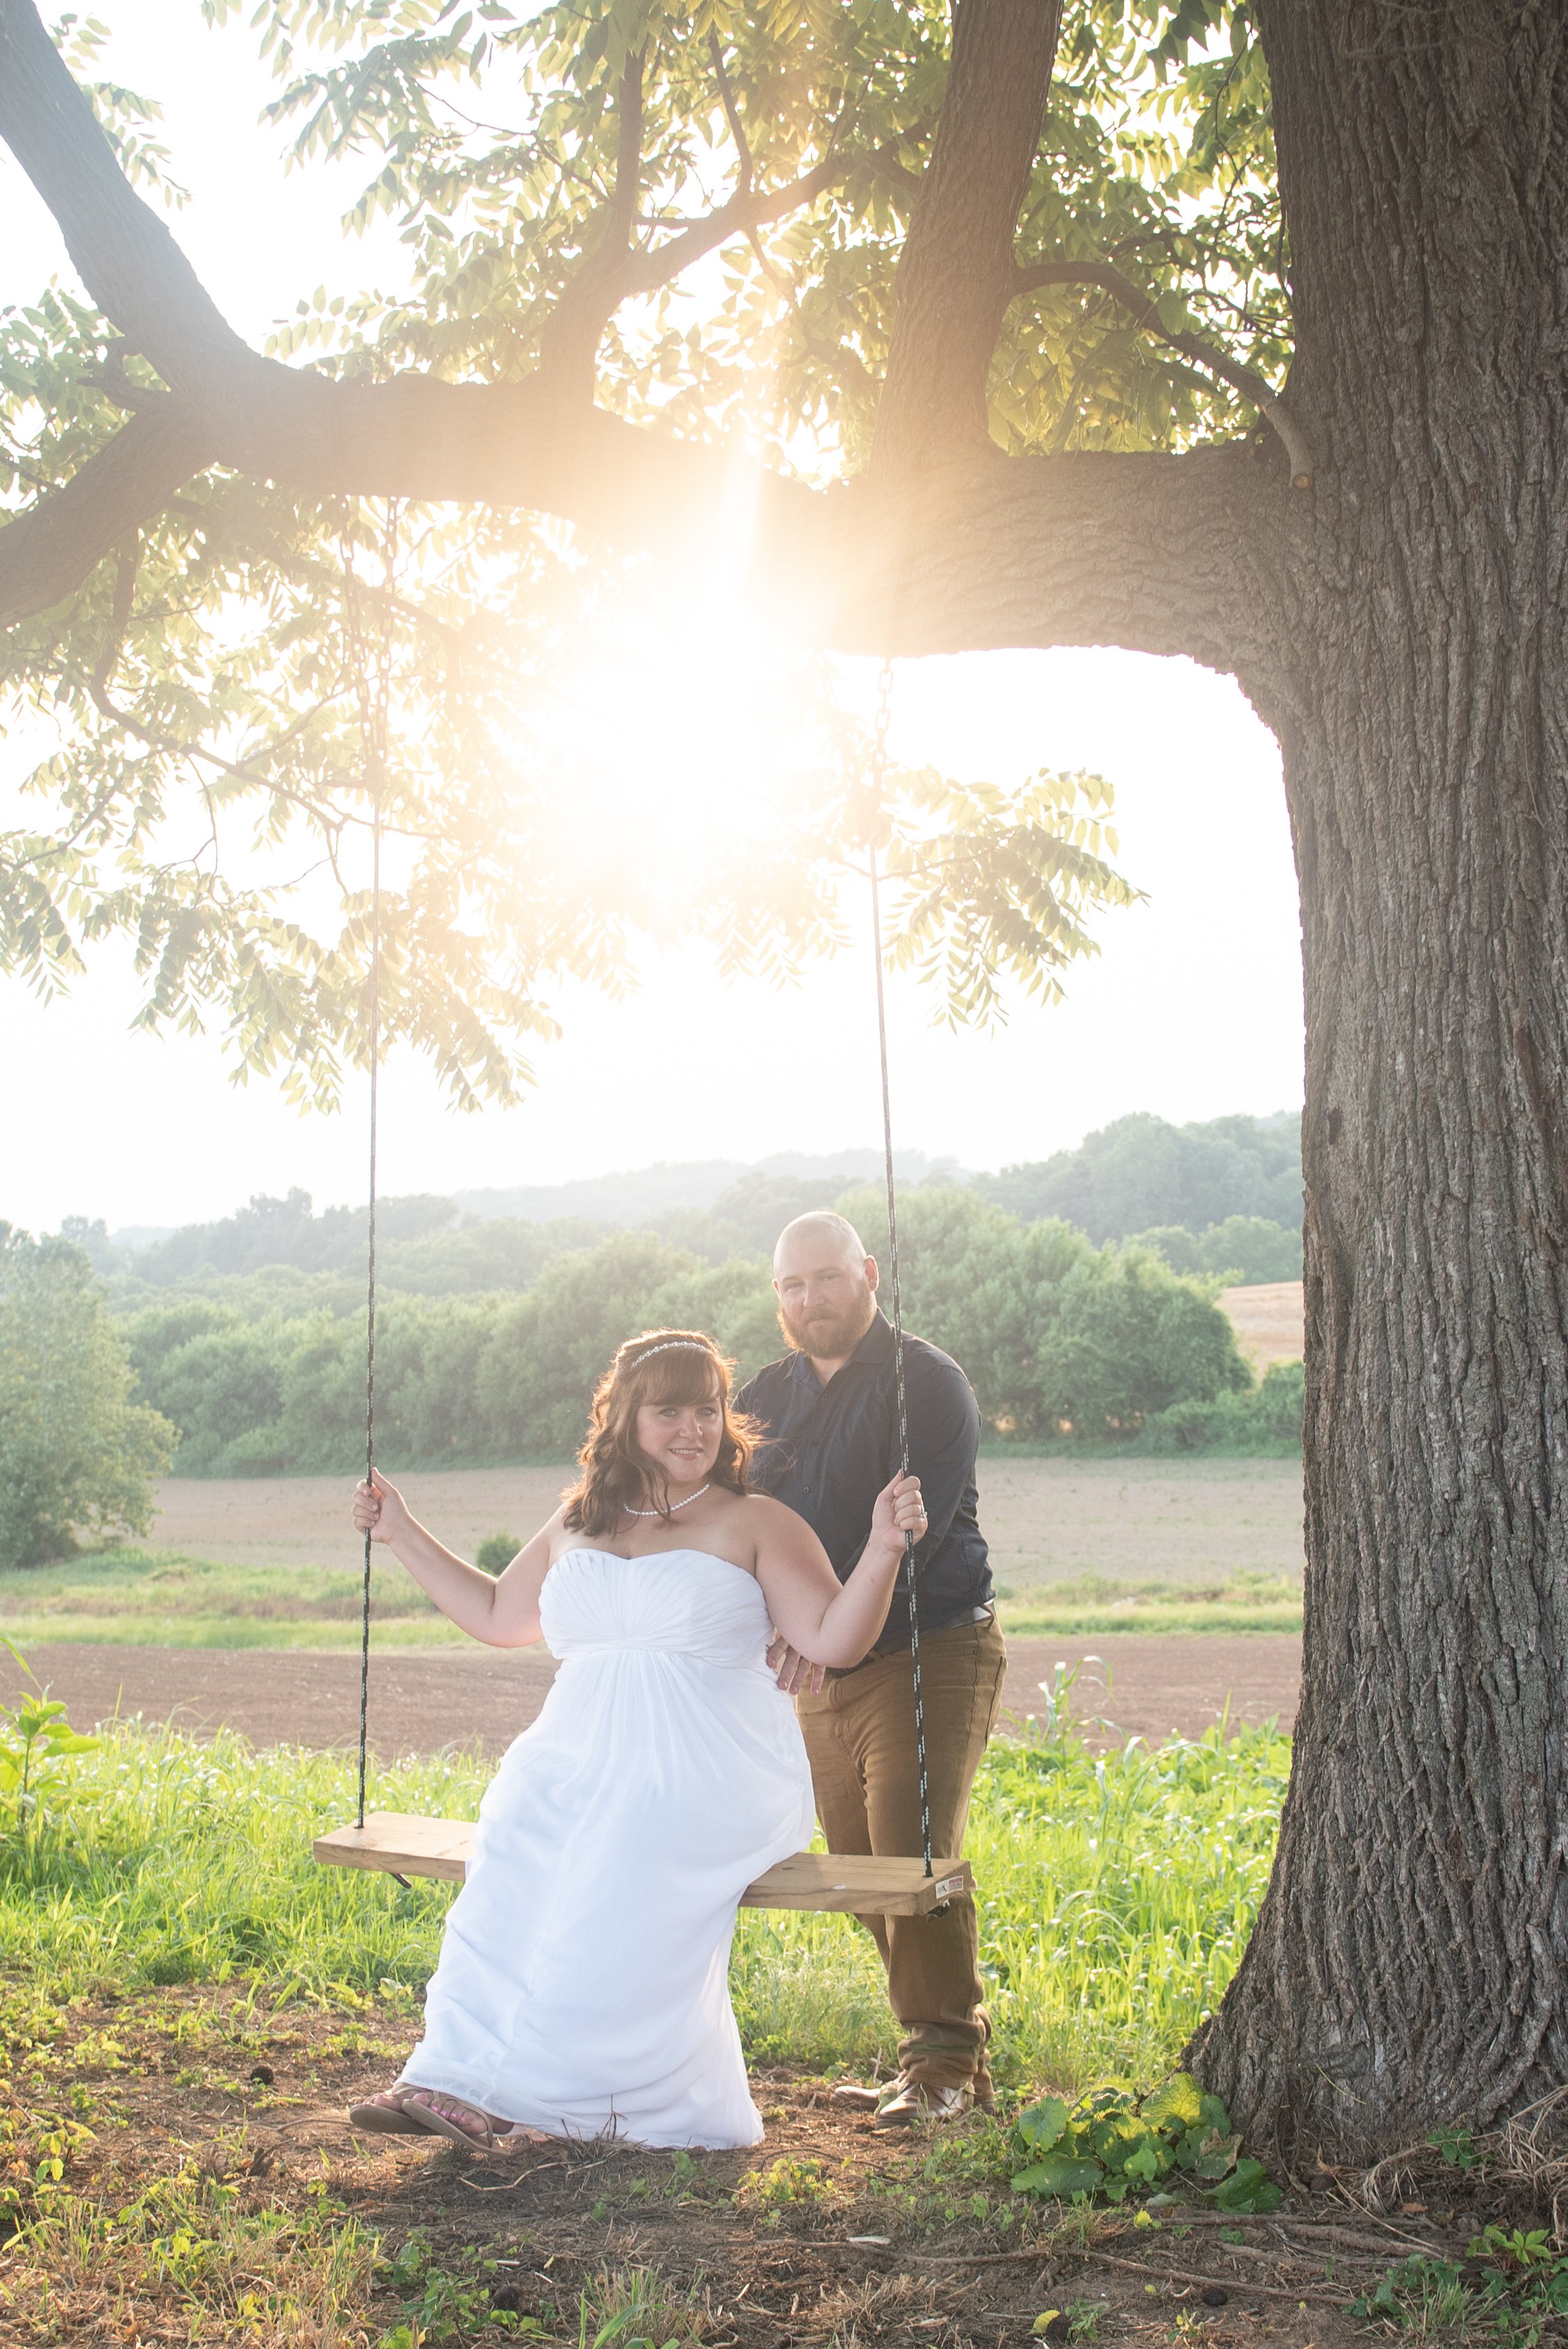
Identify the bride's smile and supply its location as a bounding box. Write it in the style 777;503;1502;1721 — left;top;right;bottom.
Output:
637;1398;723;1498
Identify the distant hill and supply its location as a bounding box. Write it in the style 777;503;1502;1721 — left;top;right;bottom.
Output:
92;1149;968;1290
973;1112;1302;1245
80;1122;1302;1292
453;1148;963;1226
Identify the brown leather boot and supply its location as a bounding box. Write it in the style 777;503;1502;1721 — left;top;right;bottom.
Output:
872;2076;975;2128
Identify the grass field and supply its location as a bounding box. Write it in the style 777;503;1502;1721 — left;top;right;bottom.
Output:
0;1701;1310;2348
0;1457;1305;1649
0;1707;1288;2094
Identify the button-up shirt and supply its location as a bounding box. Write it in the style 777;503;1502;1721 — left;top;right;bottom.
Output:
737;1310;993;1658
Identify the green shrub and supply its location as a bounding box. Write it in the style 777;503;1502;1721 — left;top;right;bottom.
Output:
1035;1244;1251;1436
1137;1359;1303;1454
1130;1215;1301;1285
0;1228;175;1566
1009;2074;1281;2211
835;1189;1249;1438
474;1532;520;1575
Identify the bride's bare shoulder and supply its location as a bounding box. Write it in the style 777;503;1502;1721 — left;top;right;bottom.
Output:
737;1491;818;1550
737;1491;793;1521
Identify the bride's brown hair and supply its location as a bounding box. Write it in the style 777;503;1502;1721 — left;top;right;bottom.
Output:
561;1330;756;1539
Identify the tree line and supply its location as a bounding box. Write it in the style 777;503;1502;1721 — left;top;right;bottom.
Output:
115;1185;1285;1478
74;1112;1304;1300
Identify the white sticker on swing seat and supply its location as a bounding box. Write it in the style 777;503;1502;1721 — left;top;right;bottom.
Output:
934;1874;965;1899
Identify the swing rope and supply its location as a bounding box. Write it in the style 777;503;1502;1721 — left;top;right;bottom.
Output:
865;659;936;1889
344;504;397;1833
356;805;381;1832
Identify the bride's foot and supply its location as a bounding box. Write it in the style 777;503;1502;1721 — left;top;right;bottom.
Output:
347;2086;510;2149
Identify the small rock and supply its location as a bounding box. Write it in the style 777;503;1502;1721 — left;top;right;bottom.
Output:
1201;2288;1229;2308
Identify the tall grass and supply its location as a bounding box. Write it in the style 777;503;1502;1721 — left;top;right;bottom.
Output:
0;1713;1287;2094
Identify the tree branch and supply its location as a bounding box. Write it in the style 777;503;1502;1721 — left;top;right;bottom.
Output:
533;45;647;403
0;0;269;412
874;0;1066;474
617;151;849;298
708;33;754;199
0;403;215;627
1011;259;1315;486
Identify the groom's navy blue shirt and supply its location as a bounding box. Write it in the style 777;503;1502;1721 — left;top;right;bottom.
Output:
737;1310;993;1660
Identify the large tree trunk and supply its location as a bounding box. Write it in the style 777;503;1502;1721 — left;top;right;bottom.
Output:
1190;0;1568;2164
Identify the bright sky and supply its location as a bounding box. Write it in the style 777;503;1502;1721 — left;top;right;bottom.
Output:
0;5;1304;1234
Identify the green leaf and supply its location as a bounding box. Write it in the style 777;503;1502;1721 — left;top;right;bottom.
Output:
1011;2155;1105;2200
1139;2073;1204;2133
1209;2158;1281;2213
1015;2096;1070;2153
1191;2130;1240;2181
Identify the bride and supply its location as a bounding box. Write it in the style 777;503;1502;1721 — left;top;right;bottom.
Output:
345;1325;927;2152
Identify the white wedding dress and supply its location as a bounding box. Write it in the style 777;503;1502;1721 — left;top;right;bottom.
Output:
397;1547;815;2148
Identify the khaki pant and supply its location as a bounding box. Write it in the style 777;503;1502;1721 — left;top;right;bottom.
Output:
796;1612;1007;2096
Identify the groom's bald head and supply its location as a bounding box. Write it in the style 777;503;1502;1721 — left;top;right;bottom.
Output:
773;1210;868;1272
773;1213;879;1364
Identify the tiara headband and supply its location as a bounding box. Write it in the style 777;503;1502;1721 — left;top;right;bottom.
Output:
630;1340;712;1362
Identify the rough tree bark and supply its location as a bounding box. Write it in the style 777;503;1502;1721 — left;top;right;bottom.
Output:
1187;0;1568;2163
2;0;1567;2165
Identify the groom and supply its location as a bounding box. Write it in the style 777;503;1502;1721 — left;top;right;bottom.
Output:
737;1211;1007;2125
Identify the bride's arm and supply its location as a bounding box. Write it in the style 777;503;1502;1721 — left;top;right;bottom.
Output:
350;1469;557;1647
752;1477;927;1668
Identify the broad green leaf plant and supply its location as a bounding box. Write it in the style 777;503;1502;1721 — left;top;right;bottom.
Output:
1010;2070;1283;2212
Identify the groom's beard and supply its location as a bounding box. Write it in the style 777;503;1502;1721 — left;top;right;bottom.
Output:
778;1286;876;1364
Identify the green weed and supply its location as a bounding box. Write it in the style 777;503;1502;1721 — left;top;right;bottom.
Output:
573;2262;710;2349
1348;2232;1568;2346
1009;2073;1281;2211
0;2158;378;2341
380;2229;534;2344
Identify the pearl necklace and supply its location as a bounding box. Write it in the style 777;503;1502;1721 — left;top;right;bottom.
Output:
625;1483;711;1516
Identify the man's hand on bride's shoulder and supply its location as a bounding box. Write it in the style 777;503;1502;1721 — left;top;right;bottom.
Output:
351;1466;408;1546
767;1633;828;1697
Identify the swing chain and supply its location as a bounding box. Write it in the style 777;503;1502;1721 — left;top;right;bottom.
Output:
866;657;941;1900
343;502;400;1833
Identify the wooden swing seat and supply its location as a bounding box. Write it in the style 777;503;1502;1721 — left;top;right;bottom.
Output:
313;1812;972;1916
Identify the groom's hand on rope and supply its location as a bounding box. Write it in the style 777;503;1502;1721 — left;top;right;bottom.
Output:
872;1473;929;1558
351;1467;407;1545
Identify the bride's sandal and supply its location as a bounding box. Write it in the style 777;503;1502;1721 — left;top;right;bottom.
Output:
392;2089;504;2150
347;2090;429;2136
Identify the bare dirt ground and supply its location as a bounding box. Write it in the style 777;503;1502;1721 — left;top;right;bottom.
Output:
4;1632;1299;1756
1215;1285;1304;1375
4;1983;1482;2349
151;1455;1305;1595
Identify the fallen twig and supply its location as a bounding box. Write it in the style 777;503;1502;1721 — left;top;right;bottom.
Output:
1073;2250;1342;2307
874;2247;1056;2268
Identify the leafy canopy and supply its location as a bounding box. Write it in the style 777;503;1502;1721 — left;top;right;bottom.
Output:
1;0;1277;1103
